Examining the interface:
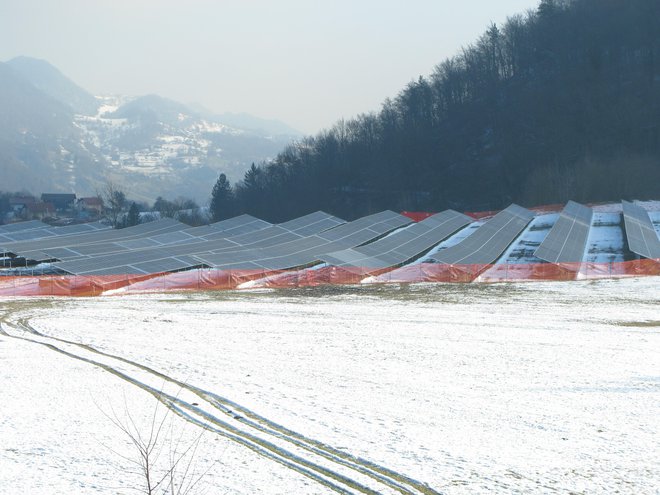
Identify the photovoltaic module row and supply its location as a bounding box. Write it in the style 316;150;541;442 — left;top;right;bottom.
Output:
319;209;473;269
0;218;187;259
427;204;535;265
192;210;412;270
3;200;657;279
0;221;109;244
534;201;593;263
41;215;272;262
622;200;660;260
0;220;50;234
52;211;345;275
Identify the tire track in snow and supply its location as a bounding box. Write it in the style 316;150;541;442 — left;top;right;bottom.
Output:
1;320;370;494
0;316;441;495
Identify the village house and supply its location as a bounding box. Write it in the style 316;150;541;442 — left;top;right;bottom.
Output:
41;193;76;212
76;197;104;216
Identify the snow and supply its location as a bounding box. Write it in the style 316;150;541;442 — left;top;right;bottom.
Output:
585;212;626;263
413;220;484;264
74;94;245;183
1;278;659;494
492;213;558;264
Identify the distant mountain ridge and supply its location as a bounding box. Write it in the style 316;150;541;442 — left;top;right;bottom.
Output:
6;56;100;116
187;103;302;137
0;61;101;195
0;57;300;202
109;94;196;125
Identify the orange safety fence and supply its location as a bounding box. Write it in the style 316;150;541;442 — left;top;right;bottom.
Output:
0;259;658;296
374;259;660;284
240;266;390;289
0;273;162;297
400;211;435;222
121;269;268;293
402;204;566;222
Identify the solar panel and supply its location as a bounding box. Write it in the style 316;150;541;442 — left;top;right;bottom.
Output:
193;211;411;270
215;219;273;236
428;204;535;265
47;223;110;235
278;211;345;235
20;247;81;261
52;211;345;275
193;216;271;239
0;220;49;234
212;214;267;230
0;222;112;243
114;237;165;250
622;200;660;259
319;209;473;268
0;220;110;241
2;219;188;260
534;201;593;263
176;215;264;238
130;256;204;274
47;215;271;262
202;224;282;243
0;228;58;242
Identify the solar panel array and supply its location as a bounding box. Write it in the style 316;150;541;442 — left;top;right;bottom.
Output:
192;210;412;270
194;214;272;237
427;204;535;265
622;200;660;259
0;221;108;244
2;219;188;261
47;215;272;262
4;201;658;282
0;220;49;234
534;201;593;263
319;209;473;268
52;211;345;275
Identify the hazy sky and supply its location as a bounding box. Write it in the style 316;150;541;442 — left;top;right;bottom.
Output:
1;0;540;134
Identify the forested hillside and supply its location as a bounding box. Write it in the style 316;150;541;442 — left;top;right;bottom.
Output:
226;0;660;221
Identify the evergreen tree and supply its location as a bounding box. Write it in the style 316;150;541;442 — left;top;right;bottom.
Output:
126;202;140;227
243;163;262;190
537;0;560;18
210;173;234;221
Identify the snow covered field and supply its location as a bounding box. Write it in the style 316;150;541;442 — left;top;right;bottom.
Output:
1;278;659;494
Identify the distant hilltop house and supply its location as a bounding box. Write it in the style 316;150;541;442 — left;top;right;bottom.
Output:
9;196;55;219
41;193;76;212
9;196;36;214
27;201;56;219
1;193;106;224
76;197;104;216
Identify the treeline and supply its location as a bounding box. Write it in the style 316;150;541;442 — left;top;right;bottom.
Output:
212;0;660;222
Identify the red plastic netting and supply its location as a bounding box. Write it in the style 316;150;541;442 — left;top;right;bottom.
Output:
0;259;657;296
0;273;158;297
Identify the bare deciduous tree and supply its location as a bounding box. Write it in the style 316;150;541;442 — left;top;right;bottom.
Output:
99;392;215;495
100;181;128;228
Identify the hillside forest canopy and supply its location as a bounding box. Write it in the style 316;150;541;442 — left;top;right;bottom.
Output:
212;0;660;222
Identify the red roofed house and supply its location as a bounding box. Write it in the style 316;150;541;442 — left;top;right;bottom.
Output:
76;197;104;216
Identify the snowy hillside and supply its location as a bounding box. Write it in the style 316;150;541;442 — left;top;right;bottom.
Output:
72;95;296;202
0;57;300;203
